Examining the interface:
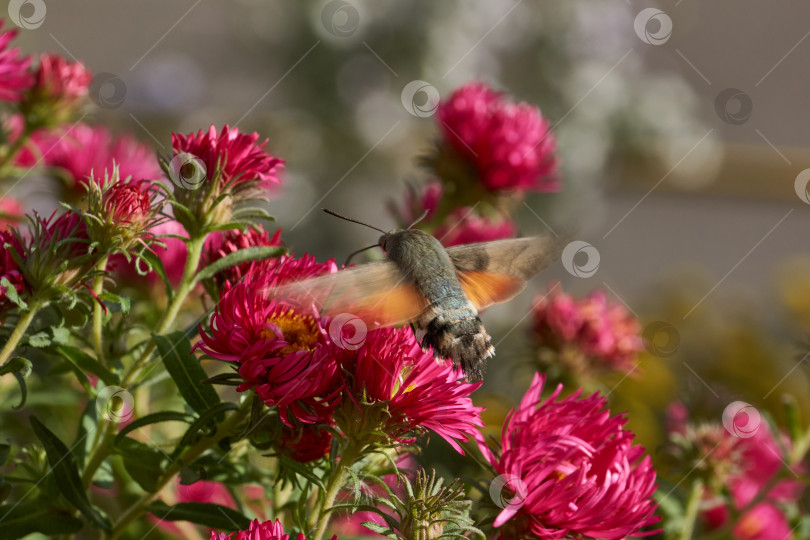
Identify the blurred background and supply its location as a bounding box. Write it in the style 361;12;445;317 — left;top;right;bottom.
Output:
8;0;810;492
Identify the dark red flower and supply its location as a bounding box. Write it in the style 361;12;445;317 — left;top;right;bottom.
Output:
210;519;336;540
279;422;333;463
102;180;152;225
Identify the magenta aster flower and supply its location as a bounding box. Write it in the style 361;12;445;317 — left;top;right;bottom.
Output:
172;125;283;188
203;225;283;287
197;256;340;424
31;53;92;105
210;519;336;540
0;22;32;102
532;285;643;378
101;180;152;224
279;421;333;463
666;407;806;540
481;373;659;539
436;82;559;193
30;124;160;194
337;326;483;454
433;206;516;247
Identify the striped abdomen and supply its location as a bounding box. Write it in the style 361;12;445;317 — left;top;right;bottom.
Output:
383;230;494;381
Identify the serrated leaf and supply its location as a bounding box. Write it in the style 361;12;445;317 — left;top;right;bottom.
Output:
50;326;70;346
154;332;220;415
115;411;194;444
56;346;119;386
29;416;111;530
194;246;283;285
116;437;166;493
0;500;84;538
147;500;251;531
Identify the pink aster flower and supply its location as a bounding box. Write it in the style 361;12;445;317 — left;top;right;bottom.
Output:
203;225;283;287
675;414;805;540
0;22;32;102
481;373;659;539
436;82;559;193
433;206;517;247
337;326;483;454
197;256;340;424
29;124;160;194
0;196;24;230
31;53;92;106
391;181;443;227
102;180;151;225
210;519;336;540
172;124;283;188
532;285;643;378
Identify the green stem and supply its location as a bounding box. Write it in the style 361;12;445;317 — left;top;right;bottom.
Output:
680;478;703;540
82;235;206;489
121;234;206;387
311;444;361;540
107;399;251;540
0;297;45;366
92;255;109;366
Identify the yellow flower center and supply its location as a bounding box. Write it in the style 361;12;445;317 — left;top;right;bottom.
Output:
262;309;319;355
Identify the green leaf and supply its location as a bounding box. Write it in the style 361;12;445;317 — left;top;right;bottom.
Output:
0;276;27;310
0;444;9;466
177;402;238;449
0;500;84;538
194;246;284;284
0;357;31;409
29;416;111;530
137;248;173;301
98;292;131;317
116;437;166;493
154;332;220;415
56;346;119;386
26;330;51;348
115;411;195;444
147;500;251;531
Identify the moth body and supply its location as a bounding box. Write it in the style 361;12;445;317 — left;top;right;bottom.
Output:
381;229;493;380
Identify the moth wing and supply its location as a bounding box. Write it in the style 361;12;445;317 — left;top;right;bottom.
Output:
448;235;563;310
269;260;427;327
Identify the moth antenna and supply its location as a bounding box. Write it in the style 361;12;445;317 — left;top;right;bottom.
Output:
344;244;379;266
407;209;430;230
323;208;387;234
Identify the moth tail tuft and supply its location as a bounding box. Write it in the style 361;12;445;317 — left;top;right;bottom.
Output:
420;317;493;382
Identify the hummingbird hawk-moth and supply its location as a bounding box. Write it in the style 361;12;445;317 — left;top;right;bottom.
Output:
272;210;563;381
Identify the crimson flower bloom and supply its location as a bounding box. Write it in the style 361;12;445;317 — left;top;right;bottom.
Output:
172;125;283;188
32;53;92;105
279;421;334;463
197;256;340;424
28;124;161;194
102;180;151;224
337;327;483;454
481;373;659;539
203;225;283;287
0;22;32;102
210;519;336;540
532;285;643;378
433;206;516;247
436;82;558;193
